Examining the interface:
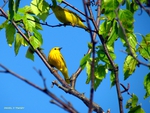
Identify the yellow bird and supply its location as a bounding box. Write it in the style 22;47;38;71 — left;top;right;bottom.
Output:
51;5;88;31
48;47;70;84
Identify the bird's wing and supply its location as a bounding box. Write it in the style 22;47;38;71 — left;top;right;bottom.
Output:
63;8;86;22
60;54;67;68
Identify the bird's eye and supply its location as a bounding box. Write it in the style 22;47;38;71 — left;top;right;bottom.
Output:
54;48;56;50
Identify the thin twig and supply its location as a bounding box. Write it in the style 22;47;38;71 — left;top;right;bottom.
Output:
1;0;8;9
33;67;47;89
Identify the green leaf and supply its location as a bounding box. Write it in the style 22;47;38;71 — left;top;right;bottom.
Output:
126;0;139;13
128;105;145;113
88;42;93;49
107;20;118;46
20;38;28;46
118;9;134;32
99;20;112;38
18;5;32;14
125;33;137;57
5;23;16;46
15;0;21;13
118;25;126;42
101;0;119;20
33;28;43;45
33;16;43;30
126;94;138;109
124;55;138;80
57;0;63;3
86;60;91;84
26;47;34;61
80;53;91;69
31;0;50;21
29;36;41;49
23;14;36;32
94;65;107;90
126;94;145;113
9;0;14;20
0;20;9;30
14;33;21;55
110;71;115;87
138;34;150;60
144;72;150;99
97;45;116;64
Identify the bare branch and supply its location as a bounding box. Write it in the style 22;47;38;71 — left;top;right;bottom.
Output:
0;63;78;113
120;83;132;97
52;80;104;113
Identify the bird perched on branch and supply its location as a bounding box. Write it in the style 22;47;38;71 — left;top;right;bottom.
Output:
48;47;70;84
50;5;88;31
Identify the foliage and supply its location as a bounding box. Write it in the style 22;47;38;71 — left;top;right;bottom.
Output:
0;0;150;112
126;94;145;113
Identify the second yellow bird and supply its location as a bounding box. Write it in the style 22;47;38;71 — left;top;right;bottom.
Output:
51;5;88;31
48;47;70;84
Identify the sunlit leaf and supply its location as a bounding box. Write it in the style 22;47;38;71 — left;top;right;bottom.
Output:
118;9;134;32
144;72;150;99
57;0;63;3
20;38;28;46
33;28;43;45
126;94;145;113
125;33;137;57
5;23;16;46
101;0;119;20
80;53;91;69
86;60;91;84
110;71;115;87
29;36;41;49
124;55;138;80
99;20;112;38
138;34;150;60
31;0;50;21
107;20;118;46
23;14;36;32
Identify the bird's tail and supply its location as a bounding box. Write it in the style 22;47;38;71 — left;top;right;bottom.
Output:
62;69;70;84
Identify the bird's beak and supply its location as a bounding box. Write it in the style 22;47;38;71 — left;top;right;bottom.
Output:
59;47;62;50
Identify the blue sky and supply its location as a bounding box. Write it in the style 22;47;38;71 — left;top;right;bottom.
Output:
0;0;150;113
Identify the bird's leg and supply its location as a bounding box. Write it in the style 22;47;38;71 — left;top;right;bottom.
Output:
51;68;58;73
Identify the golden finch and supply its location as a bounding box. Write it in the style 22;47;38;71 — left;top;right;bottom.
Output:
48;47;70;84
51;5;88;31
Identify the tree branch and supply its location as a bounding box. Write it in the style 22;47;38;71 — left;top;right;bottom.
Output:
83;1;123;113
0;63;77;113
